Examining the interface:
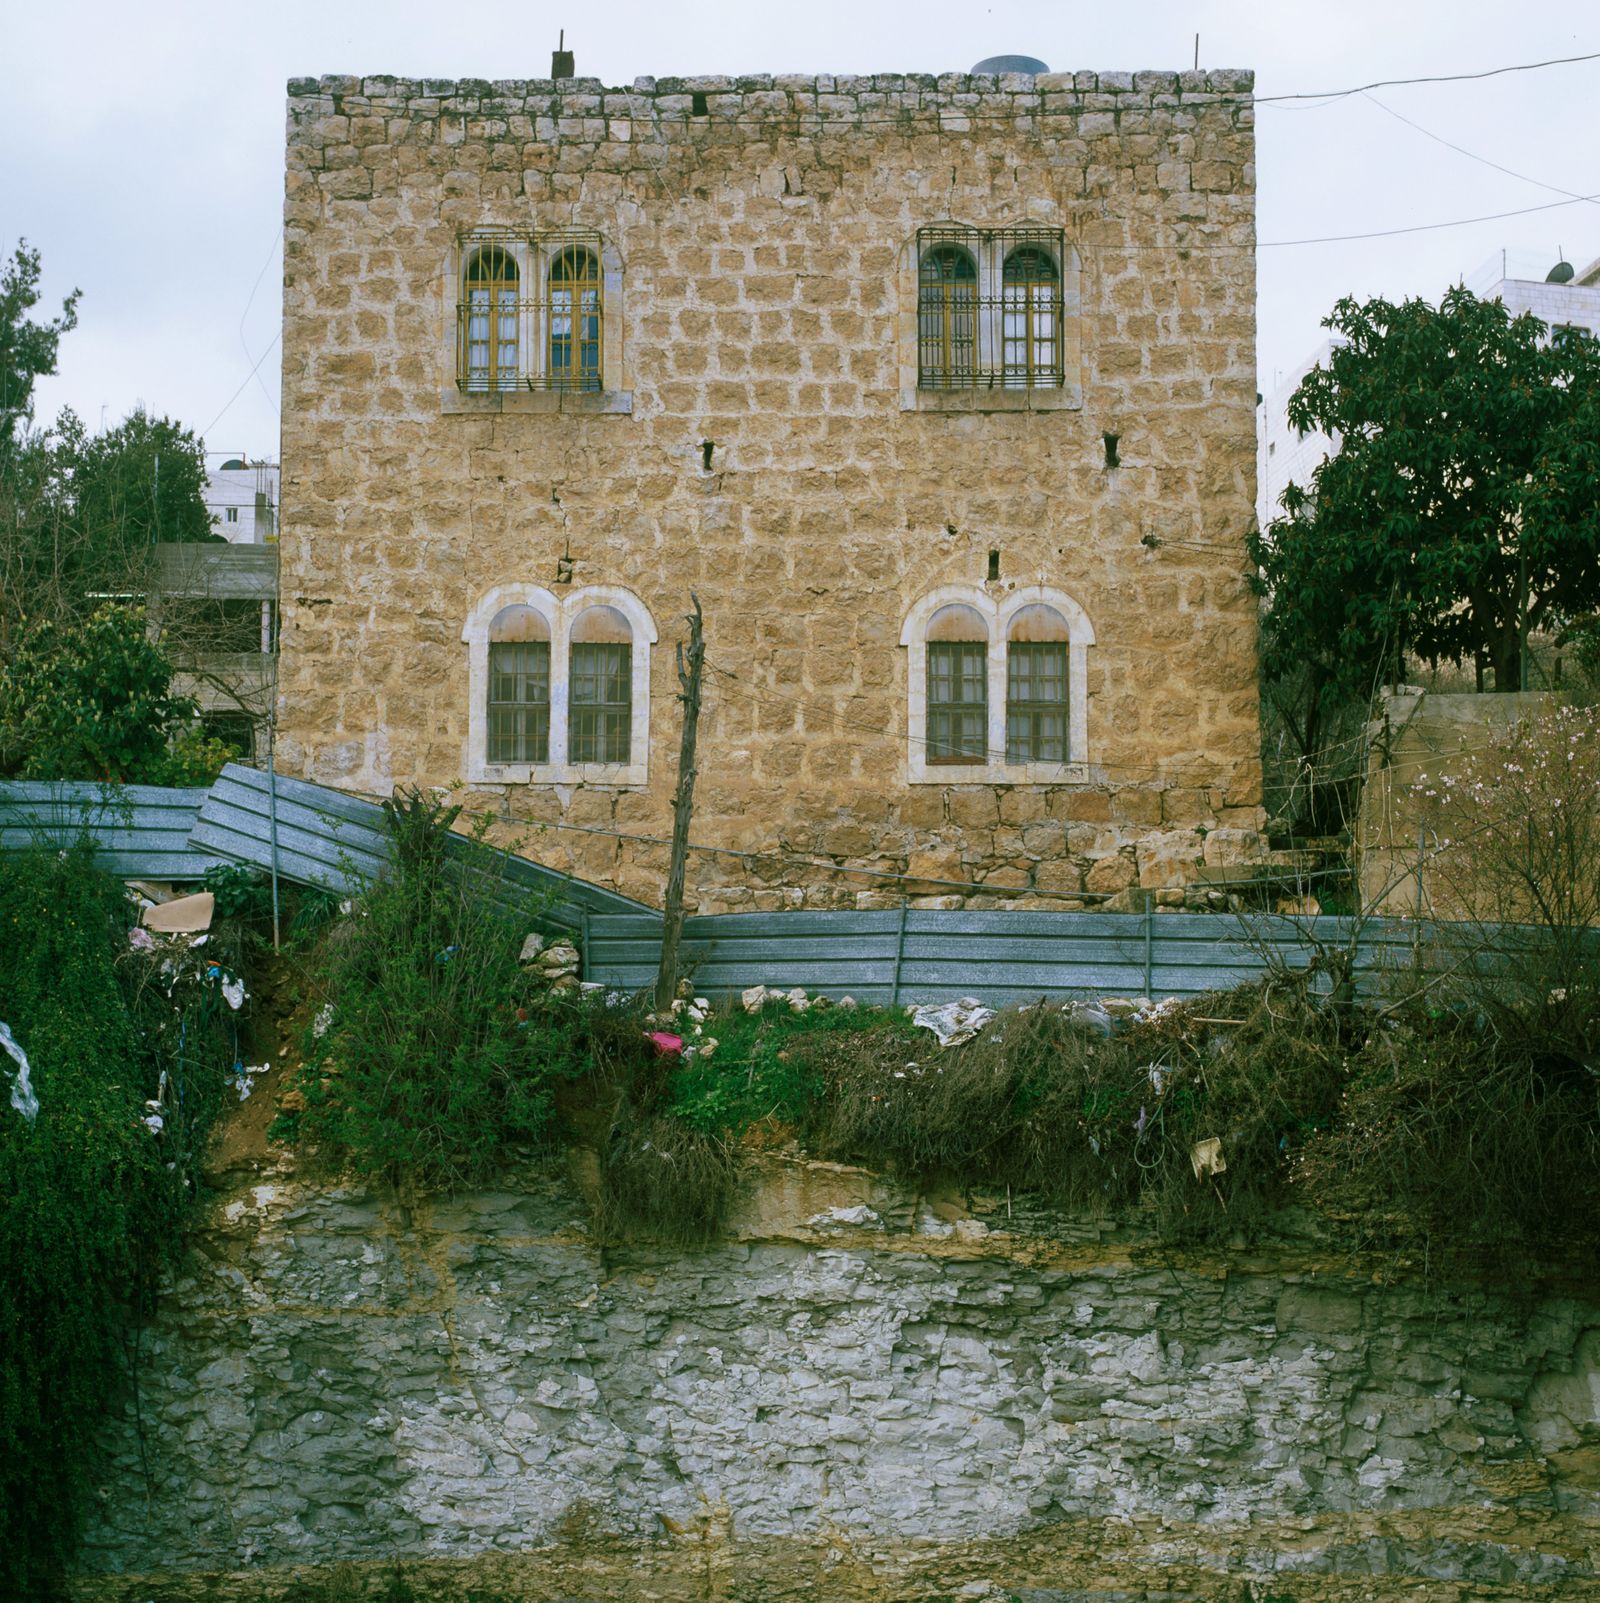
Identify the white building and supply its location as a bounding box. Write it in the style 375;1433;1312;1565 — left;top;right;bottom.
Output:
205;455;279;544
1256;248;1600;533
1256;339;1340;532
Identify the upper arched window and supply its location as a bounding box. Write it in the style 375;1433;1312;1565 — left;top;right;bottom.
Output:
1005;603;1069;762
568;603;633;763
925;603;989;764
908;226;1073;399
487;604;551;763
918;245;978;388
549;247;603;393
463;246;520;393
1001;247;1061;388
452;229;618;402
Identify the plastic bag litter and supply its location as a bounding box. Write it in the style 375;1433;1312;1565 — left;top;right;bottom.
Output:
0;1022;40;1123
221;975;246;1011
231;1062;270;1102
910;997;996;1049
1190;1137;1227;1180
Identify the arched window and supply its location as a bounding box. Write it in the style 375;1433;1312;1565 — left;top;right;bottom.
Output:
1001;246;1061;388
1006;604;1070;762
487;605;551;763
925;603;989;764
569;604;633;763
918;245;978;389
549;247;603;392
463;246;520;393
901;585;1094;784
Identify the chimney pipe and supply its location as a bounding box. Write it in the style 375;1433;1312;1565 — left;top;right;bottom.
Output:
552;29;574;80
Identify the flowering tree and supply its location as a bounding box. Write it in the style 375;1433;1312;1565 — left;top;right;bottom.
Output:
1414;702;1600;1067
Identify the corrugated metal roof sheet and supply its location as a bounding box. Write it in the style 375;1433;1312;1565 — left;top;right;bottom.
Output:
188;764;659;931
0;782;218;880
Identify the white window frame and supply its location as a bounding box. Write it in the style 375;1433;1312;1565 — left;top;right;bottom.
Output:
463;582;656;786
900;583;1093;785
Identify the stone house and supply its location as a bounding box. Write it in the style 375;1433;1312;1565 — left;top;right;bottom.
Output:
275;63;1264;911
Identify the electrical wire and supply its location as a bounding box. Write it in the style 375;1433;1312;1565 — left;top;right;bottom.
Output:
200;332;280;442
1361;92;1600;210
1255;47;1600;105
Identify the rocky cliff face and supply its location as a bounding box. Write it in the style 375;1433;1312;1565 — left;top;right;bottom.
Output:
72;1156;1599;1600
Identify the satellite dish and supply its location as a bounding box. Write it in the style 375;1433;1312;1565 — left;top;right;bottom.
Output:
971;54;1050;75
220;458;247;470
1546;260;1575;284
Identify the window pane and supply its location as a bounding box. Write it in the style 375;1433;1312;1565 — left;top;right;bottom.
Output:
927;640;987;763
487;641;550;763
569;641;631;763
1006;641;1068;763
549;249;603;391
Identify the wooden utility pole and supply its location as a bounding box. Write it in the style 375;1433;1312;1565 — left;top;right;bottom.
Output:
655;593;704;1010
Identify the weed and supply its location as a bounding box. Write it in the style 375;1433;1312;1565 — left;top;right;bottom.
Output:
810;985;1347;1246
663;998;918;1135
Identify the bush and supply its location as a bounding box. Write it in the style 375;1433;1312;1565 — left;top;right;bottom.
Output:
807;986;1347;1245
593;1112;739;1247
662;999;919;1136
0;846;232;1596
1299;1010;1600;1265
288;790;584;1187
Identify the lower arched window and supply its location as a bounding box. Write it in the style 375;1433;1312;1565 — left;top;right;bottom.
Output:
486;605;551;763
1006;604;1070;762
901;584;1094;784
925;603;989;764
463;584;657;785
568;604;633;764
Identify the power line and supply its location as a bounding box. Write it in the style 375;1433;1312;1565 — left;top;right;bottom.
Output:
1256;46;1600;105
200;332;281;442
1361;91;1600;211
1259;190;1600;248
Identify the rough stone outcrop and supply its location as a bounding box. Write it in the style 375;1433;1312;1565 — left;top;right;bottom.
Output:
72;1156;1600;1600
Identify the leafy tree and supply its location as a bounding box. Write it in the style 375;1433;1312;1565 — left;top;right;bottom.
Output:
1251;288;1600;705
0;603;232;783
0;239;79;455
65;404;216;549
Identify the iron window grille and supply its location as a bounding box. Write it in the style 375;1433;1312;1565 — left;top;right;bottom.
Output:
488;641;551;763
456;228;605;393
916;226;1066;391
926;640;988;763
1006;641;1069;763
569;641;632;763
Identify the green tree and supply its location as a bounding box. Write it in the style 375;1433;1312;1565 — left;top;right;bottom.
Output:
0;603;214;782
0;239;79;455
65;404;216;549
1251;288;1600;704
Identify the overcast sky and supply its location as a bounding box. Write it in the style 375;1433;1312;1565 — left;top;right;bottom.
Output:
3;0;1596;464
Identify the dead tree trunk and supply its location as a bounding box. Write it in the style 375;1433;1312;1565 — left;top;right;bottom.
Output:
655;593;704;1011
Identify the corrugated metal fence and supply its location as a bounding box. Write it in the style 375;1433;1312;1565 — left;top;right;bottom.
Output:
585;906;1452;1007
0;767;1528;1005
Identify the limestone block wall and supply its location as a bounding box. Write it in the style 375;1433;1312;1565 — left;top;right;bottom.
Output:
72;1160;1600;1601
276;69;1264;912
